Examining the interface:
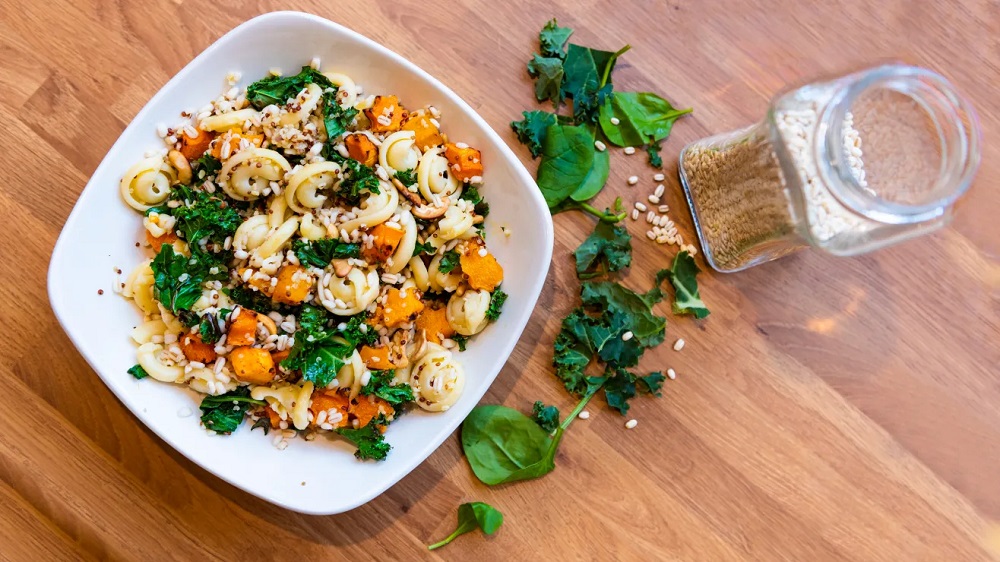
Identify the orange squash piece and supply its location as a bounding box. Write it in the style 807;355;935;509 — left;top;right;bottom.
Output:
179;128;216;161
309;390;351;429
266;407;283;429
145;230;179;252
272;264;311;305
226;308;258;346
460;239;504;291
444;143;484;183
401;115;444;151
210;129;263;159
229;346;276;385
350;395;395;429
344;133;378;166
381;287;425;327
180;332;217;364
363;95;408;133
361;223;405;263
270;348;291;367
415;305;454;344
236;267;273;297
359;345;405;370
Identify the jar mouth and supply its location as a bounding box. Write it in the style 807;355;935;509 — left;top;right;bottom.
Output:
816;65;981;225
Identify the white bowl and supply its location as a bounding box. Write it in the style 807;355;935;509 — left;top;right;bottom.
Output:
47;11;552;515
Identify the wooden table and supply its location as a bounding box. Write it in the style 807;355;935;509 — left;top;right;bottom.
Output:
2;0;998;559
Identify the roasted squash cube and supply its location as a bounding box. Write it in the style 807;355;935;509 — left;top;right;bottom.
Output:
272;264;311;305
361;223;405;263
402;115;444;151
363;95;408;133
460;239;504;291
444;143;484;183
180;332;217;364
226;308;258;346
229;346;276;385
344;133;379;166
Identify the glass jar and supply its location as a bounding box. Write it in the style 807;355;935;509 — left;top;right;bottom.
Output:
677;64;982;273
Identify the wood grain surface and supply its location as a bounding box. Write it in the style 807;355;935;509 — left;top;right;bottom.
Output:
1;0;998;559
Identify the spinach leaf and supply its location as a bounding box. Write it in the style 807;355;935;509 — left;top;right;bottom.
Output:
337;418;391;461
199;387;264;434
538;18;573;58
598;92;692;147
246;66;333;109
537;124;608;209
462;404;562;485
646;138;664;168
292;238;361;268
127;364;148;380
452;334;469;351
322;90;358;139
486;289;507;321
198;311;225;344
531;401;560;433
360;370;415;407
193;154;222;180
511;110;557;158
574;221;632;277
251;417;271;435
427;502;504;550
438;249;461;274
561;44;628;123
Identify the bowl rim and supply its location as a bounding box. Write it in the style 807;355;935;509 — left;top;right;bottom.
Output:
46;10;553;514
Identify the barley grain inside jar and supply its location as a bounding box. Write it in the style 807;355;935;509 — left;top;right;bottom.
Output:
677;64;982;272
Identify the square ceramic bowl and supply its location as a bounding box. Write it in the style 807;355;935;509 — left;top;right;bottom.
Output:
47;11;552;514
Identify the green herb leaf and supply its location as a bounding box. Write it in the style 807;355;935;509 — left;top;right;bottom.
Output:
360;370;415;407
531;401;560;433
251;416;271;435
281;307;376;388
292;238;361;268
561;44;628;123
638;371;666;396
394;168;418;186
539;18;573;58
537;124;609;209
462;404;562;485
150;245;223;316
246;66;333;109
199;387;264;434
486;289;507;321
453;334;469;351
161;186;242;247
322;89;358;139
337;418;391;461
598;92;692;147
223;285;276;314
438;249;461;274
193;154;222;179
127;364;149;380
427;502;504;550
413;241;436;256
198;311;224;344
527;55;565;105
646;138;664;168
666;251;709;318
511;110;556;158
574;220;632;278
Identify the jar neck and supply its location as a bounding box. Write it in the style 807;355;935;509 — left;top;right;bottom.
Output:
815;65;981;225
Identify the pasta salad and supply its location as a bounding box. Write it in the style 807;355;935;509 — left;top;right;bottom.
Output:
118;61;506;460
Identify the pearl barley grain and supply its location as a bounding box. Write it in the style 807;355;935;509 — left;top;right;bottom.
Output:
654;173;665;181
667;368;677;380
578;410;591;420
627;175;639;185
595;140;607;152
610;117;621;125
673;338;686;351
625;419;638;429
624;146;636;155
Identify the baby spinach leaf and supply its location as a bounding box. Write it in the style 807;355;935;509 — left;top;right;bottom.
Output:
427;502;504;550
537;124;607;209
574;221;632;277
511;110;557;158
561;44;629;123
598;92;692;147
568;139;609;202
462;405;563;485
531;401;560;433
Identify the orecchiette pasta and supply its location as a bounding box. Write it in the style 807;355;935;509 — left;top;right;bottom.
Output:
219;147;290;201
117;63;504;459
120;157;176;212
446;289;491;336
410;344;465;412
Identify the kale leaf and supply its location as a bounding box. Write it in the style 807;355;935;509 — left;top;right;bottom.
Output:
539;18;573;58
246;66;334;109
646;138;664;168
322;89;358;139
527;55;565;105
224;285;276;314
486;289;507;321
511;110;557;158
150;245;225;316
574;220;632;278
337;158;381;204
531;401;560;433
292;238;361;268
127;364;149;380
438;249;461;274
360;370;415;407
198;311;225;344
452;334;469;351
666;251;709;318
193;154;222;180
199;387;264;434
281;306;376;388
459;185;490;217
413;241;435;256
157;186;242;247
337;416;391;461
394;168;418;186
